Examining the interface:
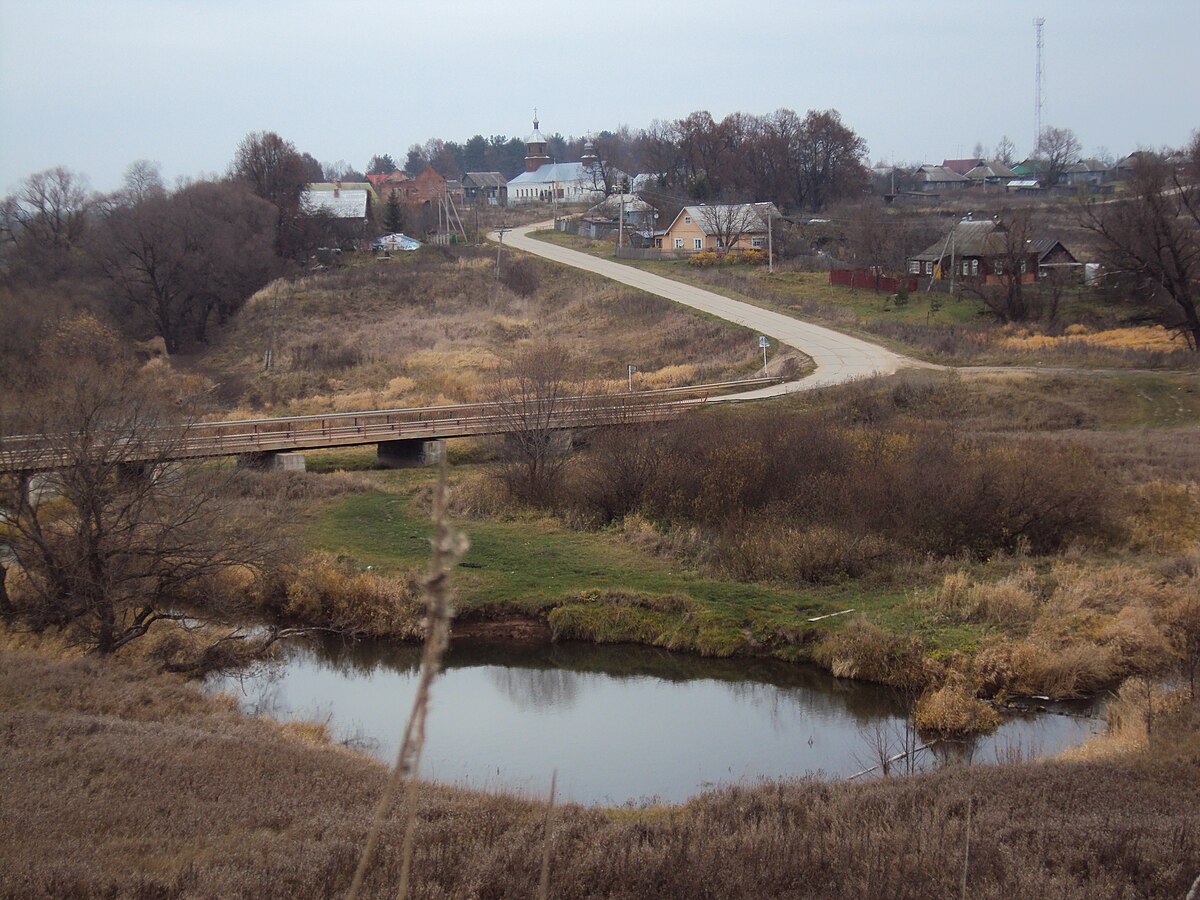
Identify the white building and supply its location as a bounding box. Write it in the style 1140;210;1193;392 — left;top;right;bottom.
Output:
507;117;609;204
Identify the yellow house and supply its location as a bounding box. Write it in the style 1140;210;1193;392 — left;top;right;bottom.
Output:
660;202;780;253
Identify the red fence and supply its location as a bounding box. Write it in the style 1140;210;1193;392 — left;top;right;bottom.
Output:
830;269;918;293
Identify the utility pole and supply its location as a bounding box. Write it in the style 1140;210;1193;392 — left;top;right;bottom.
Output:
618;191;625;257
767;212;774;273
495;224;510;279
264;286;281;370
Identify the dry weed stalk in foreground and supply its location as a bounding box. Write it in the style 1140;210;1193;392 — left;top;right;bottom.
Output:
538;770;557;900
347;460;467;900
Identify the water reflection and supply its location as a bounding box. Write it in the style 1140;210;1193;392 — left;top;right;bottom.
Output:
209;637;1102;806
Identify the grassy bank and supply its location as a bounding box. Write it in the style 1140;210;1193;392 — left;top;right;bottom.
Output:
2;639;1197;898
285;369;1200;723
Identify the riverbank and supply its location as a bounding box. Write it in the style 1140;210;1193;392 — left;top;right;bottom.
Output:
283;369;1200;731
2;637;1196;898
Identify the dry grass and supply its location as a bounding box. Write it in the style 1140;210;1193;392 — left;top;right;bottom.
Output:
914;674;1001;735
189;248;759;416
2;642;1198;898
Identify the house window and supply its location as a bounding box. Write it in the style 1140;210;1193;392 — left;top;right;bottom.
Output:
716;239;725;249
925;261;933;275
694;238;703;250
909;260;920;274
752;237;764;248
994;260;1004;275
962;260;970;276
684;216;691;224
674;238;683;249
971;259;979;276
1020;259;1027;274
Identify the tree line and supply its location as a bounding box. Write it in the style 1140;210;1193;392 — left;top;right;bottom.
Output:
0;131;340;360
377;108;872;212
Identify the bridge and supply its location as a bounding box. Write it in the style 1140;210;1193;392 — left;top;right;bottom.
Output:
0;377;783;476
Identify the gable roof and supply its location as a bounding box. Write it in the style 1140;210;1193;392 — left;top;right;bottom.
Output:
915;165;969;184
942;158;986;175
964;160;1016;181
1027;239;1077;263
302;187;369;219
912;219;1010;261
665;202;781;236
463;172;507;189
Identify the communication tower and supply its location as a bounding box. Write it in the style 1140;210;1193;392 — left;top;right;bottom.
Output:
1033;17;1045;151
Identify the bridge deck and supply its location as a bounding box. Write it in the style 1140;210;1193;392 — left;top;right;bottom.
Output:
0;378;782;474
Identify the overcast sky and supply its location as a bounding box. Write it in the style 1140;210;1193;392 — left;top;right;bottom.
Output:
2;0;1197;193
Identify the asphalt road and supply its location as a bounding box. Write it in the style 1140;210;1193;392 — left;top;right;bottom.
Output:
495;222;922;398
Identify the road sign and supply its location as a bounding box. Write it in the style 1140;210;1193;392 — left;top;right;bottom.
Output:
758;336;770;348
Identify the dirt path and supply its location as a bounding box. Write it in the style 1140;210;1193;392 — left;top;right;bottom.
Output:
496;222;925;397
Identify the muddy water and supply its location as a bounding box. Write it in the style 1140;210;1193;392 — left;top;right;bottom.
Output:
210;637;1102;806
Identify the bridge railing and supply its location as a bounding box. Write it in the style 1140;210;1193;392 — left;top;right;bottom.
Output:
0;377;782;473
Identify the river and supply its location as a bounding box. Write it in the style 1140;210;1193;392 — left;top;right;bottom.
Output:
209;637;1103;806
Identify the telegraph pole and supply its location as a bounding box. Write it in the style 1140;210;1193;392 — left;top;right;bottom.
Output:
767;212;774;274
495;224;510;279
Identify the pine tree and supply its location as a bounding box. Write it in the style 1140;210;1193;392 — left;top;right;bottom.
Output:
383;190;405;233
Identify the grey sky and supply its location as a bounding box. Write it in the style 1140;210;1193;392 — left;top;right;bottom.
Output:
2;0;1197;193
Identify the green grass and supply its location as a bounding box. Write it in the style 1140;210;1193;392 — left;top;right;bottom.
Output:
302;463;978;660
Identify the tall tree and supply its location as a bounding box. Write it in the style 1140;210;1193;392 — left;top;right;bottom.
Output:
1035;126;1082;187
383;190;405;233
1082;139;1200;350
232;131;310;259
366;153;398;175
0;166;94;281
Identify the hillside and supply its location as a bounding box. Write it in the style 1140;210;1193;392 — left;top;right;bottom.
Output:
183;247;766;417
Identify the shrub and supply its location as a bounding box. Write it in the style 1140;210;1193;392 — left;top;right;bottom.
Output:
1005;638;1116;699
913;674;1000;735
813;619;933;690
259;552;424;638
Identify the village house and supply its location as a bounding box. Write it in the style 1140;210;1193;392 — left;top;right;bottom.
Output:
913;164;969;193
964;160;1017;187
301;182;377;247
907;217;1039;284
461;172;507;205
660;203;780;253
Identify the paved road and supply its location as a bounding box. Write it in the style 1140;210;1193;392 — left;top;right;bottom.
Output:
496;222;923;397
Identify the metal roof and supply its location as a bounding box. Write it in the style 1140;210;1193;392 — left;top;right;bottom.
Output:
508;162;592;186
670;202;780;236
463;172;507;189
302;188;368;219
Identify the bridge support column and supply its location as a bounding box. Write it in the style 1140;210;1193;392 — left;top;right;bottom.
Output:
236;451;307;472
376;439;445;469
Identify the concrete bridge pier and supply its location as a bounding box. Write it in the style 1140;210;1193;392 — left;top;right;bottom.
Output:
376;439;445;468
236;451;307;472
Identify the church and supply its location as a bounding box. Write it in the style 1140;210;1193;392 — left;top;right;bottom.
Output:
506;115;608;204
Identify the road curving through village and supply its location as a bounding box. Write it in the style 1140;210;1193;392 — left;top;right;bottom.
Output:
494;221;925;398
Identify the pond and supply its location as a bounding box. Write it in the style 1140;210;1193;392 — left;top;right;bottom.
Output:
209;637;1103;806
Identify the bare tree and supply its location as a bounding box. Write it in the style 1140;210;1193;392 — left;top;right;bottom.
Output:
0;166;95;281
95;172;279;351
232;131;311;259
1035;125;1082;187
1082;140;1200;350
995;135;1017;167
0;359;281;664
697;203;767;255
965;212;1039;322
492;342;590;506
